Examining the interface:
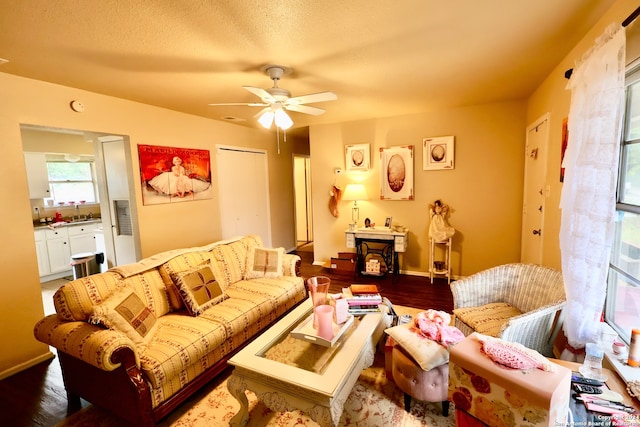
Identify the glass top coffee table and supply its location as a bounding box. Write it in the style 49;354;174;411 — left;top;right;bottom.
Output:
227;298;391;426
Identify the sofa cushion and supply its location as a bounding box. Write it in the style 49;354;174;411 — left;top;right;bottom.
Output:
172;264;227;316
158;251;212;310
208;235;262;288
385;322;449;371
225;276;306;312
140;314;228;389
53;271;124;321
453;302;522;337
90;287;158;347
244;246;284;279
121;269;171;318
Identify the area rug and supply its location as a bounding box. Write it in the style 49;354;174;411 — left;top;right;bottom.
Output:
56;306;455;427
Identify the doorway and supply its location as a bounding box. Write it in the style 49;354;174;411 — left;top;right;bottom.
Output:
293;154;313;249
521;114;549;264
21;124;141;279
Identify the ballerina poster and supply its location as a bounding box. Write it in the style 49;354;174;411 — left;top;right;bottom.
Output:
138;144;213;205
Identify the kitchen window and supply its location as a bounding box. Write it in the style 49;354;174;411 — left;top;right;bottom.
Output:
46;158;98;204
605;65;640;345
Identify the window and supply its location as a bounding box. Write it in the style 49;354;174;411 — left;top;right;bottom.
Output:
605;66;640;345
46;158;98;204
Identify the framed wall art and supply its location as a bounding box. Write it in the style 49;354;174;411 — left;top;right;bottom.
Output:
423;136;454;170
345;143;370;172
138;144;213;205
380;145;414;200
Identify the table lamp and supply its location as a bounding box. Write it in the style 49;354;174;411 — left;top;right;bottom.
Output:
342;183;369;226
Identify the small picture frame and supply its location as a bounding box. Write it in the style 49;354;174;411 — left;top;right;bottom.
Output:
384;216;392;228
423;136;454;170
345;144;370;172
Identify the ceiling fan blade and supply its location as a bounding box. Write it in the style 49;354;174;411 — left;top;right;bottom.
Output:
287;91;337;105
207;102;268;107
284;104;326;116
243;86;276;103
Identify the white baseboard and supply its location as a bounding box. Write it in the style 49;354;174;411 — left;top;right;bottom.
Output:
0;350;54;380
400;269;462;281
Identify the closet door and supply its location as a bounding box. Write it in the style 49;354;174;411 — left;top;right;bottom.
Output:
216;146;272;247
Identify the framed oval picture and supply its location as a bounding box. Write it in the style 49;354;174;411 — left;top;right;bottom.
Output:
380;145;413;200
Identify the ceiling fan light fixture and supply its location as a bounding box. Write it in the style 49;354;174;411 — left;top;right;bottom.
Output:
274;109;293;130
258;110;274;129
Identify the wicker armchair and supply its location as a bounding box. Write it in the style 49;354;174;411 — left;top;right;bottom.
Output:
450;263;565;357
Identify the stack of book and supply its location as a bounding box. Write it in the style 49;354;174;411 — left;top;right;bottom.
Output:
343;284;382;315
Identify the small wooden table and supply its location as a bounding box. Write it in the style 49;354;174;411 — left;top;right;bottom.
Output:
227;299;392;426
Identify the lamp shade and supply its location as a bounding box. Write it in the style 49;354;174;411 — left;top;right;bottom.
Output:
257;110;275;129
274;109;293;129
342;183;369;201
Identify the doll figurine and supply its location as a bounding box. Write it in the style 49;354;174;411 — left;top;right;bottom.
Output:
428;199;455;242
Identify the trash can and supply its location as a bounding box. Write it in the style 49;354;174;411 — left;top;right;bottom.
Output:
70;252;103;279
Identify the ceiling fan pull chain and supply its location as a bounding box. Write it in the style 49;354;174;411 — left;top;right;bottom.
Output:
277;126;281;154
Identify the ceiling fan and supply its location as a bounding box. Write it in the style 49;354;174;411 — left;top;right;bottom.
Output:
208;65;337;130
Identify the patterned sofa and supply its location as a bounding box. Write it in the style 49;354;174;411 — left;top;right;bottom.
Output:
34;235;306;426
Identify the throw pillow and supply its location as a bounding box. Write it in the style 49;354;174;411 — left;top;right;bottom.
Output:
172;264;226;316
90;287;158;347
472;333;556;371
244;246;284;279
384;322;449;371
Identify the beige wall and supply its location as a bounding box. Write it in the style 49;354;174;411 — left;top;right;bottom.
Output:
0;72;297;378
309;100;528;277
526;0;640;270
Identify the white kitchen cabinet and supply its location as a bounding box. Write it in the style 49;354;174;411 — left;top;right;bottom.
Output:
45;227;71;273
68;223;97;254
35;222;101;278
34;229;50;276
24;152;51;199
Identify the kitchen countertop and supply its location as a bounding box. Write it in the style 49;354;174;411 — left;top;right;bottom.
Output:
33;219;102;229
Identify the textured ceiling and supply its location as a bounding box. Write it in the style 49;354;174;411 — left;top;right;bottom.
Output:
0;1;618;131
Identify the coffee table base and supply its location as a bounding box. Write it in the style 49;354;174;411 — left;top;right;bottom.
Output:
228;340;379;426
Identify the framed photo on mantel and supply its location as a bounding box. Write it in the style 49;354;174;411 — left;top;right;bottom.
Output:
423;136;454;170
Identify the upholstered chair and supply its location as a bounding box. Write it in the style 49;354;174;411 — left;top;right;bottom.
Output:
450;263;565;357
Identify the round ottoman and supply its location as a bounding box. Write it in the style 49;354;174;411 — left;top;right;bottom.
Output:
391;344;450;416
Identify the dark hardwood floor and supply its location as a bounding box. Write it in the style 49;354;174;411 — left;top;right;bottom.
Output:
0;249;453;427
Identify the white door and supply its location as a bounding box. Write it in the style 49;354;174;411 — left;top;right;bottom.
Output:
521;114;549;264
99;138;139;266
216;146;271;246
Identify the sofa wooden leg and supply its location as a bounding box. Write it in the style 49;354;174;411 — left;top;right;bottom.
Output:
404;392;411;412
66;390;82;413
442;400;449;417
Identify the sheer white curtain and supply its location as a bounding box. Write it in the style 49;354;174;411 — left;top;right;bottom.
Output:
560;24;626;360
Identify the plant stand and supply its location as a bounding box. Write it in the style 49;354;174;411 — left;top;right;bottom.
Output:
429;237;452;284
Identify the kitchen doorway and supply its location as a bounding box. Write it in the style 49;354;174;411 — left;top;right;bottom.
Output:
21;124;141;280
